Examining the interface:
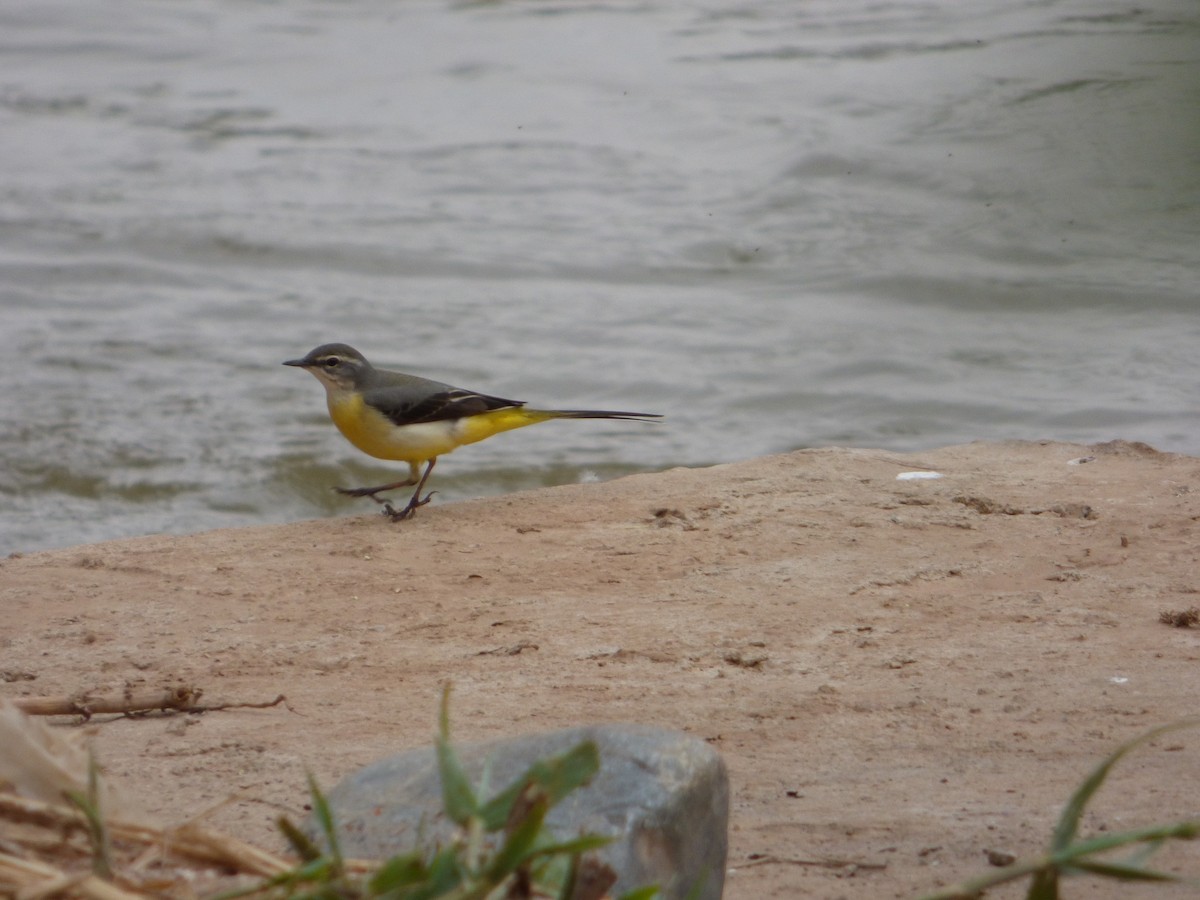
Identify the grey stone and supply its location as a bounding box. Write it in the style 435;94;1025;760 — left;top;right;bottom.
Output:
315;724;728;900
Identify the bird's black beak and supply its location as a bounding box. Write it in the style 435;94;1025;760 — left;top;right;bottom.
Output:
282;358;309;368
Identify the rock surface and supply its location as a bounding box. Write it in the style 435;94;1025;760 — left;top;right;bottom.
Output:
320;724;727;899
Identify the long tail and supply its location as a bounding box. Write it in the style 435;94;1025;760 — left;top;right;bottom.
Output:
539;409;662;422
454;407;660;448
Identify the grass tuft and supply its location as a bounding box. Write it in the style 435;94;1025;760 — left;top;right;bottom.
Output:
220;683;650;900
919;719;1200;899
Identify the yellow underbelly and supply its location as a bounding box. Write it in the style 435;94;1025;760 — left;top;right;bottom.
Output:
327;391;551;463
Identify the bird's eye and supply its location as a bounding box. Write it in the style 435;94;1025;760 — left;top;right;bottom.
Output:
323;356;341;368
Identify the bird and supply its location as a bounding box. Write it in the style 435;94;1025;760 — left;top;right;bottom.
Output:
284;343;661;520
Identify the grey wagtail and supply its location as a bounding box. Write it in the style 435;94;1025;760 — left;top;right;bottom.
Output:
284;343;661;520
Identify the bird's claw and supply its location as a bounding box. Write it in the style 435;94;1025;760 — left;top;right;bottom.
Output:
383;491;437;522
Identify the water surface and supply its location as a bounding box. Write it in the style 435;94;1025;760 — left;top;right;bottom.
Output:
2;0;1197;552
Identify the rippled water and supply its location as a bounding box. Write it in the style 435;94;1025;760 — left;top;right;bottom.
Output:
2;0;1197;553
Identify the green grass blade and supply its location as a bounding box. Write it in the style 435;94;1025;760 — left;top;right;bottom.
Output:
410;847;466;900
486;789;550;880
478;740;601;831
1067;858;1186;882
368;851;427;893
62;755;115;880
1119;836;1165;870
1055;819;1200;859
618;887;663;900
532;834;612;859
1026;866;1058;900
219;856;335;898
477;778;524;832
922;816;1200;900
533;740;601;807
278;814;324;862
63;788;113;879
307;772;344;874
437;684;479;826
1050;719;1200;851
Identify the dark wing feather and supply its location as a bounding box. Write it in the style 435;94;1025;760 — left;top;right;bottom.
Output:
366;385;524;427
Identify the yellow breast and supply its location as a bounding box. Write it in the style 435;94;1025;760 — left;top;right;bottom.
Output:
326;391;451;462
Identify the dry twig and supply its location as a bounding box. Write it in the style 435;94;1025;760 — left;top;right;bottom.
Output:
12;686;290;721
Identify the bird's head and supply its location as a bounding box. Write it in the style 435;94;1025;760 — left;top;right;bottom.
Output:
283;343;373;392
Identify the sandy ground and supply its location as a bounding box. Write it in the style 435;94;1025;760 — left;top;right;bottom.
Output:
3;439;1200;899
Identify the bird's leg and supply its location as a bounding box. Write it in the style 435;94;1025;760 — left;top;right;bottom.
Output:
333;465;417;508
385;459;438;521
335;475;418;503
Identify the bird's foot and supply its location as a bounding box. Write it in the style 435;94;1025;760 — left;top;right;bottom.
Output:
383;491;437;521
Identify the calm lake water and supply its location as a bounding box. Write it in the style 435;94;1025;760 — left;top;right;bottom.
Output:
2;0;1198;553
